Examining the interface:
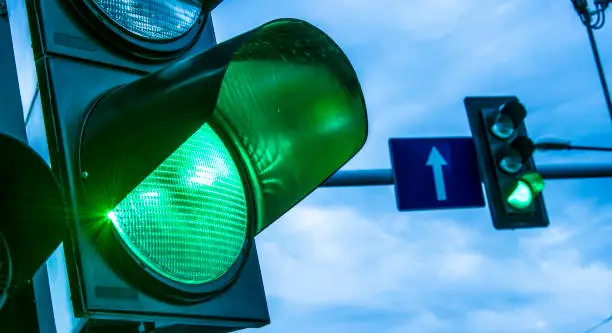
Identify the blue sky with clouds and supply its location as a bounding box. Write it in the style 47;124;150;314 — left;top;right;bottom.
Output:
212;1;612;332
7;0;612;332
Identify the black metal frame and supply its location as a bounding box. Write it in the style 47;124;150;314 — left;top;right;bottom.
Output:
25;0;269;326
464;96;549;230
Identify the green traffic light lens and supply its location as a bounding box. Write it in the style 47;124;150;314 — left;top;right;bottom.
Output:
506;180;533;210
107;124;248;285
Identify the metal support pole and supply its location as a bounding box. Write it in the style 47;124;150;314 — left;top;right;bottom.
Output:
321;163;612;187
322;169;394;187
585;21;612;121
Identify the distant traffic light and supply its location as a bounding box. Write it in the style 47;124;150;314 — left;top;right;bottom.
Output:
464;97;548;230
0;12;66;330
27;0;367;330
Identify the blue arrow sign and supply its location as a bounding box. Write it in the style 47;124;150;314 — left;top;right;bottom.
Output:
389;137;485;211
426;147;448;201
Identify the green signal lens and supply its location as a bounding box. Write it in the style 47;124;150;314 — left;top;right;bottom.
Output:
506;180;533;210
107;124;248;285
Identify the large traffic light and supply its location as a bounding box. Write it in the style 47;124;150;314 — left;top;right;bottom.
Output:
25;0;367;331
464;96;548;230
0;9;66;331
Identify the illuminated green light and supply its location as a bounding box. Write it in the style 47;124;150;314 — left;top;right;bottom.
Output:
107;211;117;223
107;124;248;285
506;180;533;210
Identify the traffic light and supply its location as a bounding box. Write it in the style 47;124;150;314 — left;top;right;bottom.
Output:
0;11;66;331
25;0;367;331
464;96;548;230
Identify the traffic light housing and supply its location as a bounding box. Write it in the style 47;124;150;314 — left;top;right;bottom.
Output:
26;0;367;330
464;96;548;230
0;11;66;330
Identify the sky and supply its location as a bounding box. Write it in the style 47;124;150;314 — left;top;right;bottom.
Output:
6;0;612;332
211;1;612;332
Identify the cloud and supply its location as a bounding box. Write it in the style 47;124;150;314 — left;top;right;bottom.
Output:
256;206;409;309
293;0;476;44
1;0;607;331
252;196;612;332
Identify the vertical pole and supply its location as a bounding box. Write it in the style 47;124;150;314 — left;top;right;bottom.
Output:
585;21;612;121
33;265;58;333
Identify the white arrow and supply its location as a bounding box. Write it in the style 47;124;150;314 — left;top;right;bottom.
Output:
426;146;448;201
